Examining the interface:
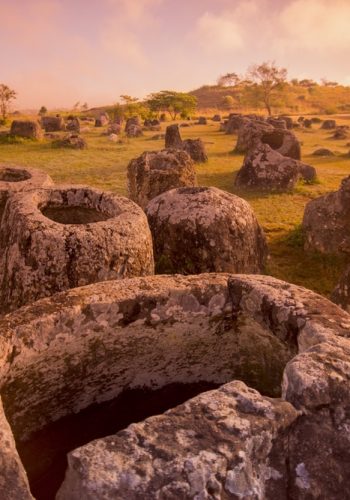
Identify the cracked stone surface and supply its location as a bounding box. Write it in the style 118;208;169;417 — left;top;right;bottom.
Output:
0;274;350;499
127;149;197;209
56;381;298;500
235;144;316;191
302;175;350;254
0;186;154;313
146;186;268;274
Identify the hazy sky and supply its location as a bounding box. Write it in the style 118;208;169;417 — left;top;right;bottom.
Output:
1;0;350;109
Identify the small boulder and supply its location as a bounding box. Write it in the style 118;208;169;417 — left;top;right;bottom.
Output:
197;116;207;125
182;138;208;163
332;128;348;140
312;148;335;156
321;119;336;130
303;119;312;128
52;134;87;149
212;114;221;122
125;116;143;137
66;117;80;133
107;123;121;135
225;114;244;134
165;124;182;148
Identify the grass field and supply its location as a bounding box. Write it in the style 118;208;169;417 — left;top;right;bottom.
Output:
1;116;350;298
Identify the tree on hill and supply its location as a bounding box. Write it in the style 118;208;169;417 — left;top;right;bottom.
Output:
146;91;197;120
0;84;17;121
119;95;148;118
247;61;287;116
222;95;235;110
217;73;241;87
38;106;47;116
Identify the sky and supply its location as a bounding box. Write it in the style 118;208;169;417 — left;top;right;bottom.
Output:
1;0;350;109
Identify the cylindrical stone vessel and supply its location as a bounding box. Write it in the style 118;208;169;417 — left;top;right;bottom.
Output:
0;164;53;222
0;186;154;313
127;149;197;209
145;186;268;274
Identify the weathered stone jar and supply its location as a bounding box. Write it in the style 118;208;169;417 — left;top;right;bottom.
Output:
127;149;197;209
0;164;53;223
146;186;267;274
1;274;350;499
0;186;154;313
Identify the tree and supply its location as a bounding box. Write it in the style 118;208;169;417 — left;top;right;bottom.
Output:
38;106;47;116
247;62;287;116
222;95;235;110
119;95;148;118
217;72;241;87
81;102;89;111
0;84;17;120
146;91;197;120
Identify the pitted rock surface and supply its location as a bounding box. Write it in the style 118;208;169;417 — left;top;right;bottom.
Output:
0;165;53;225
0;274;350;498
10;120;43;140
0;274;294;440
57;381;298;500
127;149;197;209
302;175;350;254
145;187;268;274
0;186;154;313
235;144;316;191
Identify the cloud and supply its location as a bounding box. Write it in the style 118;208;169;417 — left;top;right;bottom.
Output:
99;0;164;67
278;0;350;51
195;12;243;52
194;1;262;53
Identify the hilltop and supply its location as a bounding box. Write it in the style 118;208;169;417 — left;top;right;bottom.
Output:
190;82;350;115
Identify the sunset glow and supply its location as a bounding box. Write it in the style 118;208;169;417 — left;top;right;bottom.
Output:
1;0;350;109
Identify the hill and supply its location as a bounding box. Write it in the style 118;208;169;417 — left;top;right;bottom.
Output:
190;83;350;115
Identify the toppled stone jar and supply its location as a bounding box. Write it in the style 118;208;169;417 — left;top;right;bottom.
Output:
1;274;350;499
0;165;53;223
235;144;316;191
146;186;268;274
127;149;197;209
0;186;154;313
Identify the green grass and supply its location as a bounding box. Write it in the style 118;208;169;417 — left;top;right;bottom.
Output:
1;117;350;297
